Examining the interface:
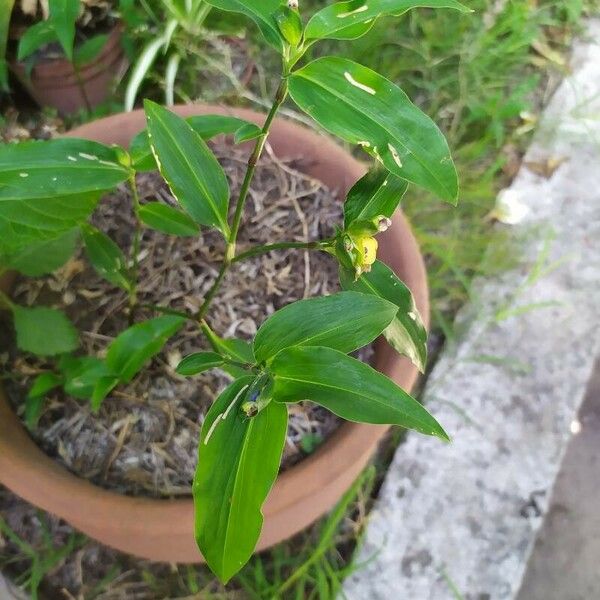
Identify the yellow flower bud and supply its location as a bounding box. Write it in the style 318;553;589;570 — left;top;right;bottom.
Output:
357;236;378;266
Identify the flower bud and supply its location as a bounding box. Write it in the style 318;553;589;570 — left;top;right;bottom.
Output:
377;216;392;232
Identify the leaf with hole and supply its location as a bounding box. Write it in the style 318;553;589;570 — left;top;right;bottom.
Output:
340;260;427;372
253;291;397;363
305;0;470;41
144;101;230;234
139;202;200;236
13;305;79;356
194;376;287;582
0;138;130;249
271;346;447;439
288;57;458;202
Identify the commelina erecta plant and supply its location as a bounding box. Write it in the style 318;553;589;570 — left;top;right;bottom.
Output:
0;0;471;583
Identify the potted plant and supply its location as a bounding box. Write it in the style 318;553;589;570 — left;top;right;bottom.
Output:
0;0;468;584
4;0;126;114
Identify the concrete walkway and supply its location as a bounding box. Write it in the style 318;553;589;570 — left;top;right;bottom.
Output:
343;19;600;600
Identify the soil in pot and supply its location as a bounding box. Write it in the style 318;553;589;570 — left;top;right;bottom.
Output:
0;138;374;498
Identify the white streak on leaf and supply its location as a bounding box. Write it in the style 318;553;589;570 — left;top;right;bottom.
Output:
204;413;224;445
67;156;77;162
19;173;28;178
79;152;98;161
222;384;249;421
388;143;403;168
344;71;376;95
338;4;368;18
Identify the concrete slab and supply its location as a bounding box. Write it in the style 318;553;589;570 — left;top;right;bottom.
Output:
343;19;600;600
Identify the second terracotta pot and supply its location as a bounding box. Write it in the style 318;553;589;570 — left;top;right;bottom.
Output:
0;105;430;563
11;24;126;115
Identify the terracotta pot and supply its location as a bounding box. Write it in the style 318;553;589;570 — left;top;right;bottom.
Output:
10;24;126;115
0;105;430;563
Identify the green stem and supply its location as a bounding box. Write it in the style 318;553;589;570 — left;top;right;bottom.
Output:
142;304;195;322
128;174;143;323
232;240;333;264
195;76;290;320
0;289;15;311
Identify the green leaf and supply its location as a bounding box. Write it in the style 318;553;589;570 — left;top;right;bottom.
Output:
4;228;78;276
144;101;230;234
139;202;200;237
340;260;427;372
177;352;225;376
344;168;408;228
124;36;166;112
81;224;131;291
204;0;284;50
288;57;458;203
48;0;79;61
106;315;186;383
271;346;447;439
203;328;255;364
253;291;397;364
305;0;470;41
273;5;303;47
0;138;130;249
91;376;119;411
26;372;62;428
73;34;109;67
194;377;288;582
59;355;112;400
130;115;262;172
0;0;15;90
17;21;57;62
13;305;79;356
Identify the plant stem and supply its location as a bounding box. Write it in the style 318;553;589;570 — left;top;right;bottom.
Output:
73;61;93;116
227;77;289;261
232;240;333;264
0;289;15;311
128;174;143;323
195;76;289;320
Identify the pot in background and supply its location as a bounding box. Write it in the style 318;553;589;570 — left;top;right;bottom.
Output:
10;24;126;115
0;105;430;563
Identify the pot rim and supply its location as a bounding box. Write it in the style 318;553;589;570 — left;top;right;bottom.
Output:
0;104;430;564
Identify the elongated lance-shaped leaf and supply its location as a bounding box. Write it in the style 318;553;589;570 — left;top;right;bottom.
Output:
139;202;200;236
194;377;288;582
0;0;15;89
177;352;225;376
340;260;428;372
271;346;447;439
289;57;458;203
0;138;130;249
106;315;186;383
253;291;397;364
306;0;470;41
130;115;261;172
124;36;166;111
344;168;408;228
48;0;79;60
81;224;132;290
204;0;284;51
144;101;231;235
17;21;57;61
